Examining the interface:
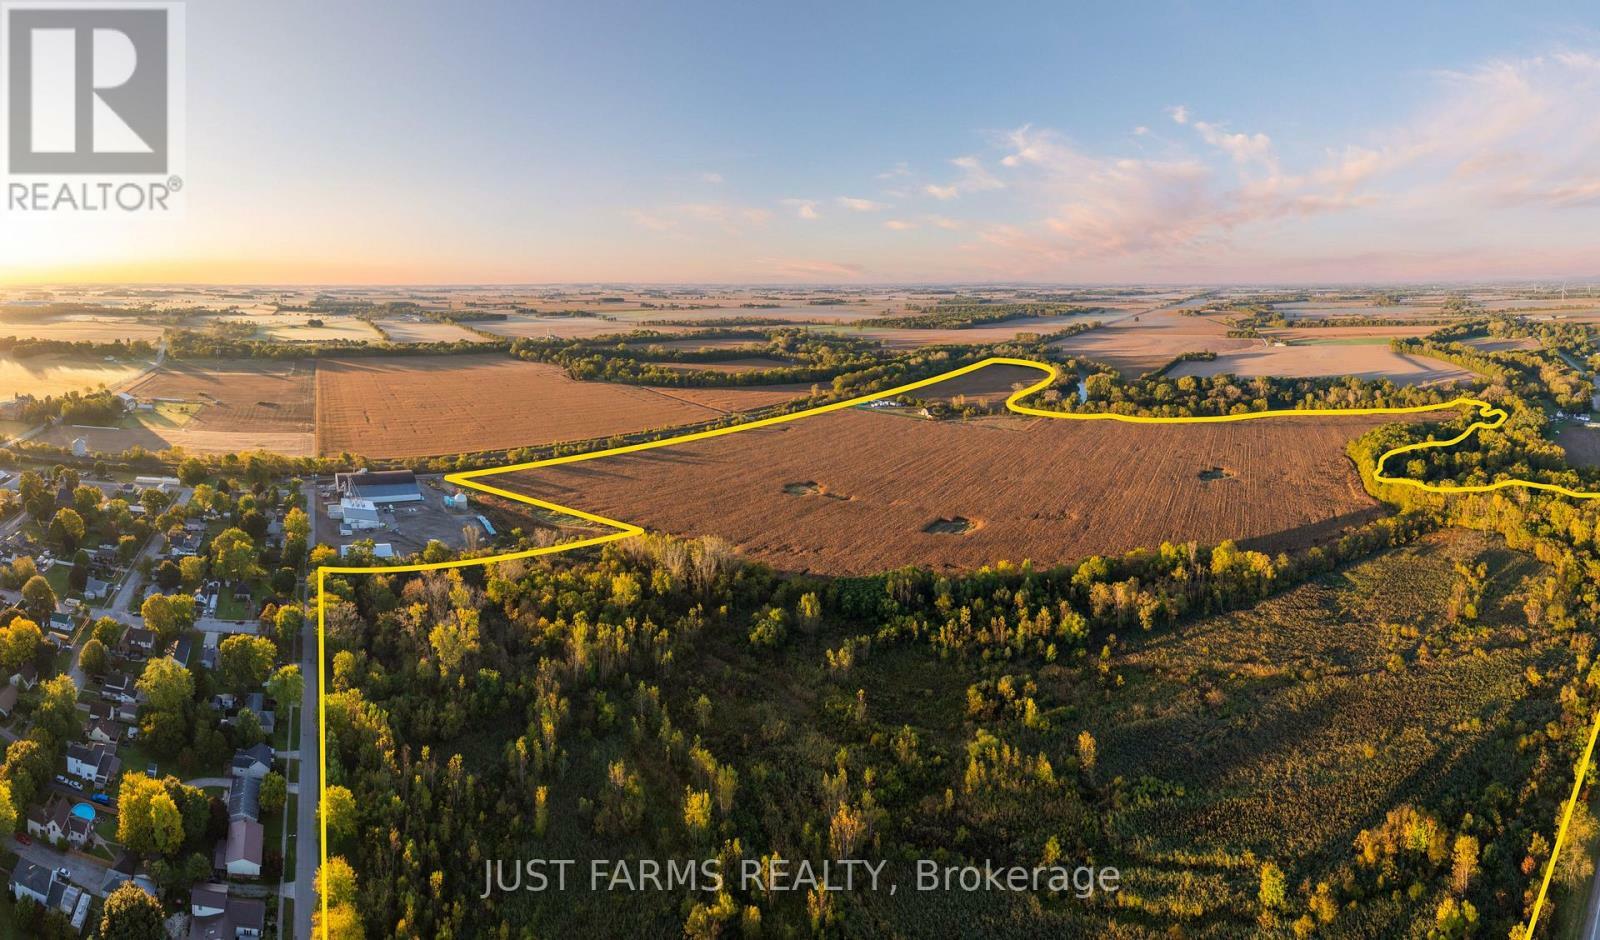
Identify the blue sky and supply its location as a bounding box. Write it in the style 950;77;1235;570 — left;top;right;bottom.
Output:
6;0;1600;284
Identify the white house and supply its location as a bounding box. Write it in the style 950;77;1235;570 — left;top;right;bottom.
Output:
219;818;264;879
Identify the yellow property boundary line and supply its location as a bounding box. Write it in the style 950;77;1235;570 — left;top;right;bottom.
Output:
311;356;1599;936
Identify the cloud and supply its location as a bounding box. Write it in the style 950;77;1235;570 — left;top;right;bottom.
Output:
876;162;912;180
628;202;770;234
757;258;866;280
883;219;916;231
924;155;1004;200
1167;105;1189;125
925;215;962;230
698;172;724;184
781;198;820;220
837;196;889;212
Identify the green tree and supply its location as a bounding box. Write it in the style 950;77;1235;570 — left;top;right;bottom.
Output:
259;771;286;815
322;785;357;840
20;575;56;623
0;617;41;673
49;507;85;552
80;637;109;676
140;594;194;647
210;527;258;582
219;634;277;691
266;664;304;708
98;882;166;939
1259;861;1286;910
176;457;207;486
136;657;194;714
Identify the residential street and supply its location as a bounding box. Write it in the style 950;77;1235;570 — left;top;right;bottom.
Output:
293;478;319;940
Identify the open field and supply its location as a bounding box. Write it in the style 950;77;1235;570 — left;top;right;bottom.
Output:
1168;346;1473;384
372;318;482;343
1050;307;1255;374
0;311;166;342
1464;336;1541;353
503;403;1411;576
0;354;149;398
314;355;795;458
116;359;316;454
1553;424;1600;468
830;314;1101;350
653;357;791;373
641;382;814;410
472;314;687;340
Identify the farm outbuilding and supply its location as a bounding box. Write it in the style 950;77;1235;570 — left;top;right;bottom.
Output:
335;469;423;504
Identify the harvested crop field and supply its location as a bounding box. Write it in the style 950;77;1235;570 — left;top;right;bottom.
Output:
1168;346;1472;385
314;355;800;458
1554;424;1600;468
123;360;316;454
1050;309;1255;375
912;362;1042;404
375;319;482;343
0;354;149;398
654;358;791;373
0;313;165;343
837;315;1100;350
642;383;815;411
473;315;686;340
504;401;1411;576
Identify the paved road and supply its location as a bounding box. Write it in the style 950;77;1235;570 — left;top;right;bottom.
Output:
292;478;319;940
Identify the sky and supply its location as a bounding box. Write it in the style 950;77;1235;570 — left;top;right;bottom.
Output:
3;0;1600;285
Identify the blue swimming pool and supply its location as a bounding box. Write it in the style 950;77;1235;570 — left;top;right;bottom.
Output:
71;803;95;822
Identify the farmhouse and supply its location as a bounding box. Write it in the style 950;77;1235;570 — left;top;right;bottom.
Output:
335;469;422;504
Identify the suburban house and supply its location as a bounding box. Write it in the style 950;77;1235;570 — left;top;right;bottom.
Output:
229;744;274;780
100;671;136;703
87;718;122;746
47;613;73;642
10;663;37;690
242;692;276;734
171;635;193;666
66;742;121;787
227;774;260;822
27;794;92;847
334;468;423;504
84;577;110;601
215;818;265;879
190;884;266;939
123;627;157;658
0;683;17;719
10;859;55;905
9;861;90;930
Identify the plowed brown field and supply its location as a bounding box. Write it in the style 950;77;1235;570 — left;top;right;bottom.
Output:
314;355;809;458
503;406;1411;576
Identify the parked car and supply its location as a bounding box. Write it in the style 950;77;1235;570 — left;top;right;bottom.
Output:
91;792;111;806
145;762;157;778
15;833;30;845
66;779;83;791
